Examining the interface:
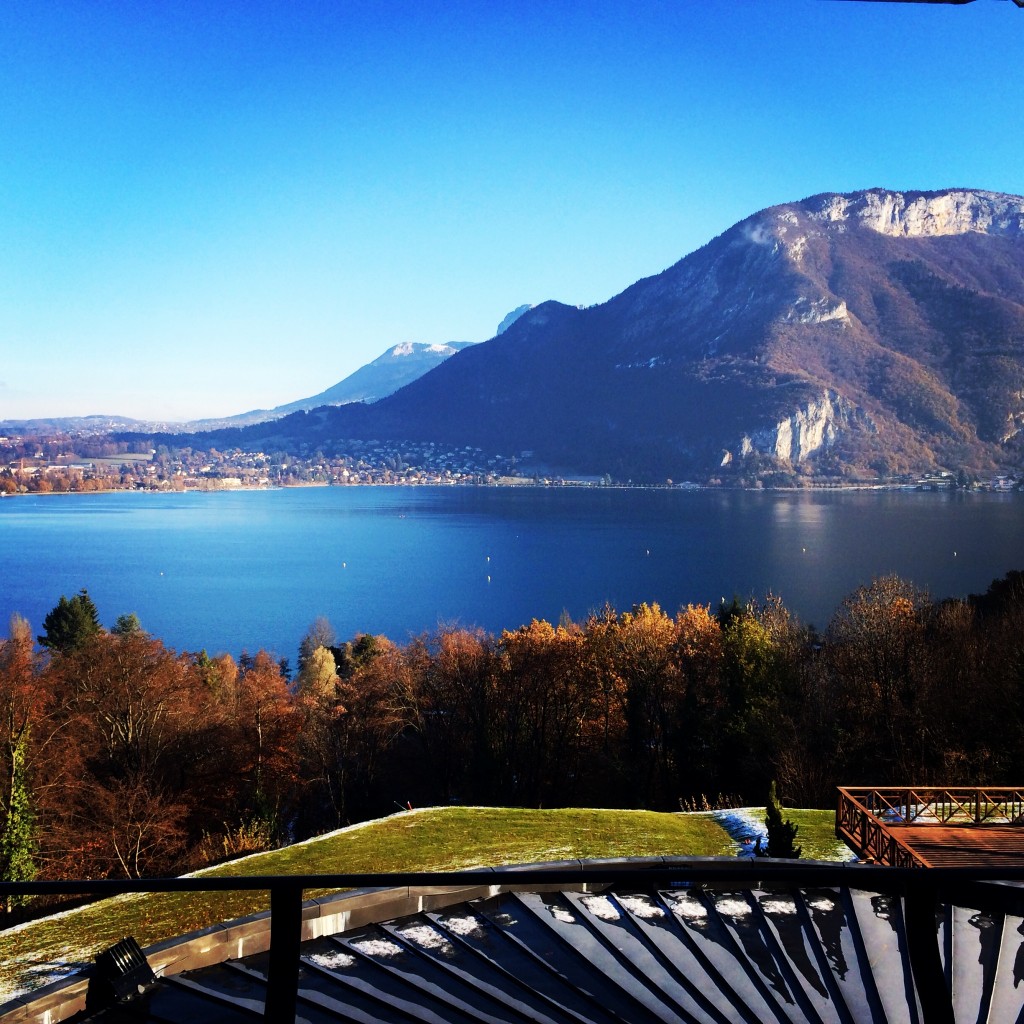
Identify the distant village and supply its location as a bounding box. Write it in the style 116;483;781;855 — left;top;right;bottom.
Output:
0;431;1020;494
0;434;553;493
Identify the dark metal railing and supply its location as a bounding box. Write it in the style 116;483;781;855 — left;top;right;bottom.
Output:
837;787;1024;866
7;861;1024;1024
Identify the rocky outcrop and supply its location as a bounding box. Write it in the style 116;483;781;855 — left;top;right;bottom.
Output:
807;189;1024;239
784;297;850;326
727;390;871;465
1003;391;1024;443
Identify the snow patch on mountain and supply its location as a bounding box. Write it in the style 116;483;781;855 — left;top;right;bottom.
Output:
383;341;464;361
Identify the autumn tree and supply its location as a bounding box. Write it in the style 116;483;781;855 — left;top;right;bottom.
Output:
88;777;188;879
603;603;685;806
825;576;932;782
296;645;340;698
489;621;555;804
67;631;199;784
494;620;597;807
406;627;496;805
574;608;629;803
43;630;210;877
298;617;337;676
219;651;301;839
295;645;349;830
333;637;414;821
671;604;726;801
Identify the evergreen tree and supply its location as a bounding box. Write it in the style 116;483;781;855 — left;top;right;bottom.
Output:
757;780;801;859
38;589;101;653
111;612;144;636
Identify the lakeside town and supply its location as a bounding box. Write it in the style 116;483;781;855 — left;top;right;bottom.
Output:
1;430;1020;494
0;433;538;492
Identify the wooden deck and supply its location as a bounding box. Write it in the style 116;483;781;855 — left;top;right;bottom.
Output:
893;825;1024;868
837;788;1024;867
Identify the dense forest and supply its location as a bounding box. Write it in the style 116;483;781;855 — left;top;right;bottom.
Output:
1;570;1023;894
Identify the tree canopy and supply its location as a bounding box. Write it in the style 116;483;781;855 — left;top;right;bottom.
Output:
3;570;1024;897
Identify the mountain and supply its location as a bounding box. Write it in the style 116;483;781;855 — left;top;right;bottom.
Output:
177;304;535;430
0;414;160;435
495;304;533;335
154;189;1024;481
181;341;478;430
273;341;477;411
2;306;533;437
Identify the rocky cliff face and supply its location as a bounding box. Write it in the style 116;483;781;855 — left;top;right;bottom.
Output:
806;189;1024;239
728;390;873;466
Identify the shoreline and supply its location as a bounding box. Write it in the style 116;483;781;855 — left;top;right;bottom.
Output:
2;479;1019;498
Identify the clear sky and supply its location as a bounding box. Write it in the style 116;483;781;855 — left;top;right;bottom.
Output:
1;0;1022;422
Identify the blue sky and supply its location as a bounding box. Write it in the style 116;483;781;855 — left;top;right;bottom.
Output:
1;0;1022;422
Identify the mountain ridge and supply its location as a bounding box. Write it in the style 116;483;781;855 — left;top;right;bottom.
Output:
133;187;1024;482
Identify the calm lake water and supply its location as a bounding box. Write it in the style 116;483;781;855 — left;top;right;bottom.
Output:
1;486;1021;661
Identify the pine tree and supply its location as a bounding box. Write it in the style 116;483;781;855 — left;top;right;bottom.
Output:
758;780;801;859
38;589;101;653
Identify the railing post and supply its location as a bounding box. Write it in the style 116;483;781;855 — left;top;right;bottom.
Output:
903;880;954;1024
265;880;304;1022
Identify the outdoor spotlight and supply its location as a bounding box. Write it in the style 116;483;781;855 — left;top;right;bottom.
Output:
85;936;157;1010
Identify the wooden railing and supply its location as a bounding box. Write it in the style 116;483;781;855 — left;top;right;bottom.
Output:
836;787;1024;866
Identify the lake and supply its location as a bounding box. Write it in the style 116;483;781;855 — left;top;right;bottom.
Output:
1;486;1021;662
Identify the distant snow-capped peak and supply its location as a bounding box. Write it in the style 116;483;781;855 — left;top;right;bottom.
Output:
384;341;464;360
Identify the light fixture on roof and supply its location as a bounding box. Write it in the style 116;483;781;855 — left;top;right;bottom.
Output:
85;936;156;1012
